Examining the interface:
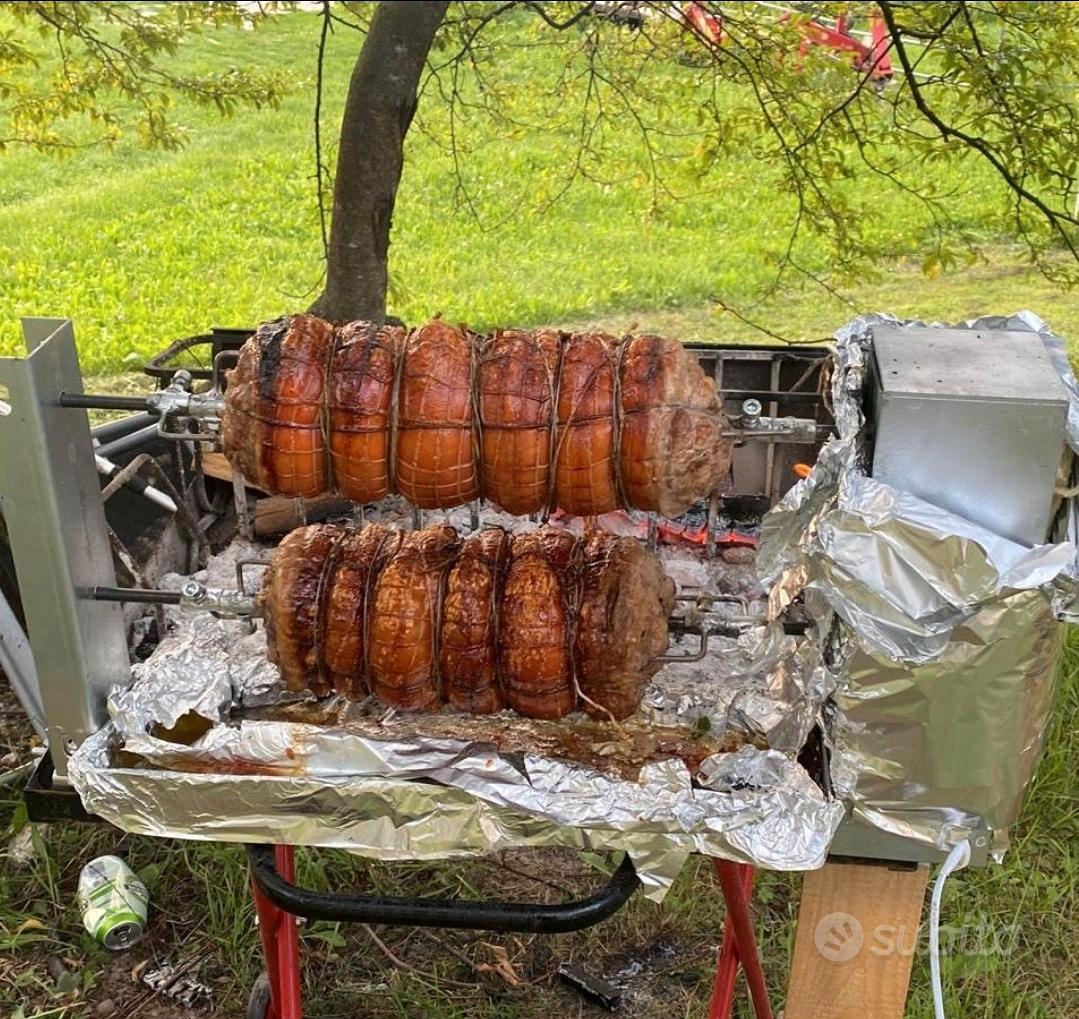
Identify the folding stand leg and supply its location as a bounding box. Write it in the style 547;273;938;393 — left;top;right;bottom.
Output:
708;860;774;1019
709;862;755;1018
250;845;303;1019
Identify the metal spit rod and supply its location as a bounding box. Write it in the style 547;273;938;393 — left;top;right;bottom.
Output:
88;582;258;619
86;580;757;666
59;372;226;443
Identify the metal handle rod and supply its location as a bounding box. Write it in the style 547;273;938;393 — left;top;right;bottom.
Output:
655;627;714;663
247;844;639;933
96;423;162;459
59;392;153;412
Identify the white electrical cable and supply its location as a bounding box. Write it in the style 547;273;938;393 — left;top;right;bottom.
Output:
930;840;973;1019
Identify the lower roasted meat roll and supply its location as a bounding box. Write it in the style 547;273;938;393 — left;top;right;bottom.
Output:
260;522;674;721
259;523;347;695
575;530;676;719
320;524;401;698
497;527;579;720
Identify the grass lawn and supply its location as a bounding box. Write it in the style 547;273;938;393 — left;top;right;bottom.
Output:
1;7;1076;373
1;7;1077;1019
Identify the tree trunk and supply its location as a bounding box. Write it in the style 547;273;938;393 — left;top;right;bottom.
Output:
311;1;448;322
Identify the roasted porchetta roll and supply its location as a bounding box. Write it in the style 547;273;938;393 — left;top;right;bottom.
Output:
224;314;733;517
477;329;560;515
319;524;401;698
554;332;620;516
222;315;335;498
261;521;675;721
367;524;460;711
619;335;733;518
394;320;480;509
575;530;676;720
498;526;580;720
259;523;346;696
440;528;512;714
328;321;404;505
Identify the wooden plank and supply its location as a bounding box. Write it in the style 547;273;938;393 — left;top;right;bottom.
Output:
200;450;242;485
785;862;929;1019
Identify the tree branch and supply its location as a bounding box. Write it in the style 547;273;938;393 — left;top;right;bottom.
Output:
879;0;1079;262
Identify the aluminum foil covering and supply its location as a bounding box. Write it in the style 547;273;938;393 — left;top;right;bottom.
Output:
71;695;842;899
760;311;1078;854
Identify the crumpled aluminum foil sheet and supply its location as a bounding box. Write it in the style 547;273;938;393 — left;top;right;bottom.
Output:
70;537;841;900
72;697;842;900
760;311;1078;854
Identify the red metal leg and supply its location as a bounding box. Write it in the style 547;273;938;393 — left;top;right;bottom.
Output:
709;860;774;1019
251;845;303;1019
708;862;755;1019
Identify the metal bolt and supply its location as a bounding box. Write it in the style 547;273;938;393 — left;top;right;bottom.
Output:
741;398;762;419
180;580;202;600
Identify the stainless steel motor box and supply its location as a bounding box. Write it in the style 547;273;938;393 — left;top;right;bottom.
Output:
868;324;1069;546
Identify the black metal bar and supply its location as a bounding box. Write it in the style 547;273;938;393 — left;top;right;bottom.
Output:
87;585;183;605
247;844;640;933
59;392;151;412
97;423;162;459
91;412;157;443
24;749;102;824
722;389;823;402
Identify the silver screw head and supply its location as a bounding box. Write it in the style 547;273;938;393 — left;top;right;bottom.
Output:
741;398;762;418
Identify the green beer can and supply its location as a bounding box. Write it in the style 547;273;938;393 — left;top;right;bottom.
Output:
77;855;148;950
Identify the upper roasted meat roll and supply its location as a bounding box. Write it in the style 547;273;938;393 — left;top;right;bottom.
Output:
478;329;560;515
328;321;404;505
224;315;732;517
